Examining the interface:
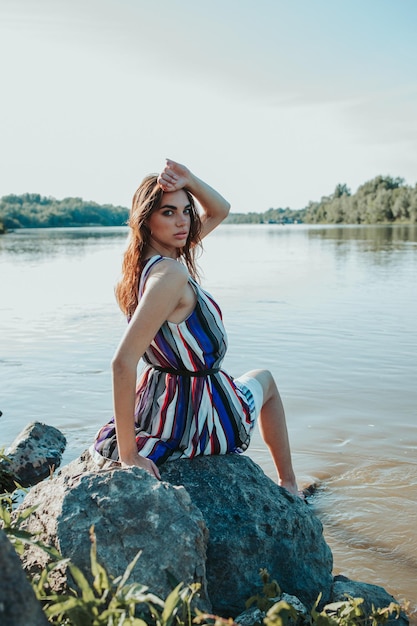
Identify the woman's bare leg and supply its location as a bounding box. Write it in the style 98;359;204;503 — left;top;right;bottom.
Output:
246;368;298;495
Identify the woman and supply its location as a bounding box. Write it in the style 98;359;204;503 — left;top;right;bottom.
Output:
93;159;299;496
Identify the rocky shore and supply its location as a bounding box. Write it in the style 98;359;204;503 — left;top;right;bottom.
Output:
0;422;409;625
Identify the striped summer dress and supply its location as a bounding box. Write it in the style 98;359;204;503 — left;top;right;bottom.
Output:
93;255;258;466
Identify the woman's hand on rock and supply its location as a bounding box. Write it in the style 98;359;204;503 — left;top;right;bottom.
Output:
120;454;161;480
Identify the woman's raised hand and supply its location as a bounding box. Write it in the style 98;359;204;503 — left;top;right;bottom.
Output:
158;158;230;238
157;159;193;192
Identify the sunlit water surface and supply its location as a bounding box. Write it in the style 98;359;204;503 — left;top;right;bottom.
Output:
1;224;416;620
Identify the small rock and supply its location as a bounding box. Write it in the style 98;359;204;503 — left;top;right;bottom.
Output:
2;421;66;488
331;575;409;626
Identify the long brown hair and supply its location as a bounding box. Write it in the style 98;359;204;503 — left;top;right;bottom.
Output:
115;174;202;318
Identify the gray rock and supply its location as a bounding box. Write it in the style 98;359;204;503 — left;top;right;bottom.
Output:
235;593;308;626
331;575;409;626
11;448;409;623
19;450;333;616
280;592;309;615
1;421;66;488
235;606;266;626
159;455;333;616
18;460;210;611
0;529;49;626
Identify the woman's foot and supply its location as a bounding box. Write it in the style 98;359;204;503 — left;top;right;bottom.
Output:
279;479;299;496
279;479;307;501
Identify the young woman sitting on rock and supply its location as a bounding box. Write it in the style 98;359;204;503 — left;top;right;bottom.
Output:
92;159;300;497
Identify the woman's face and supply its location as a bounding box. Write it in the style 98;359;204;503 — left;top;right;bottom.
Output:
147;189;192;256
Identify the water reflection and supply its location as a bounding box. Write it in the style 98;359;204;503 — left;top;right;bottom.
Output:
307;223;417;248
0;226;128;261
303;225;417;271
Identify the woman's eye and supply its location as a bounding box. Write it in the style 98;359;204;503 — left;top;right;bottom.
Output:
162;210;173;216
184;208;191;215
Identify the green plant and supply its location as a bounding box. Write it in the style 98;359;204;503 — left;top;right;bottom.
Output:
264;594;403;626
33;525;201;626
246;568;282;612
263;599;300;626
312;594;402;626
244;571;403;626
194;613;236;626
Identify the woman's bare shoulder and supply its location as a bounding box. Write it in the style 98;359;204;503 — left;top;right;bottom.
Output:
146;257;189;285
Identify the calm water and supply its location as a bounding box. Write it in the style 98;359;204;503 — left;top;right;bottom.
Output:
1;224;416;619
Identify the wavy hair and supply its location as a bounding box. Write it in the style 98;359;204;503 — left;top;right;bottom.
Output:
115;174;202;318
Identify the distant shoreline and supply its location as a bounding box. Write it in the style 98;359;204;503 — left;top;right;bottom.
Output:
1;175;416;230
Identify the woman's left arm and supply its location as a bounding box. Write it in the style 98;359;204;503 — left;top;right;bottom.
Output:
158;159;230;239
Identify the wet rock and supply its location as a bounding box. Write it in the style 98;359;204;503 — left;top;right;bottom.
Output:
1;421;66;489
0;529;48;626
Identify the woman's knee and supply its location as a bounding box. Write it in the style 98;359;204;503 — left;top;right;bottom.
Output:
244;368;276;402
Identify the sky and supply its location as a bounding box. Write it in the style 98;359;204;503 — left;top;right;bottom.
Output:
1;0;417;213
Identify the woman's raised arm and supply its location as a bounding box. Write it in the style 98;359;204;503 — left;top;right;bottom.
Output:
158;159;230;239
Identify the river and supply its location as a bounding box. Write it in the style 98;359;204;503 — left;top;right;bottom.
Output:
1;223;416;620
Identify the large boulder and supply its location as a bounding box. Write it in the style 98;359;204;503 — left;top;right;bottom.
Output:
159;455;333;615
18;450;333;617
17;459;210;610
0;421;66;490
0;529;49;626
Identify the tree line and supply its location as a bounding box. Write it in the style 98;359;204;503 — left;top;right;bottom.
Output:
225;175;417;225
0;175;416;233
0;193;129;230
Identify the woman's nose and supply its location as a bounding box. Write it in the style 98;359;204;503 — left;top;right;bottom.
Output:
176;212;188;225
